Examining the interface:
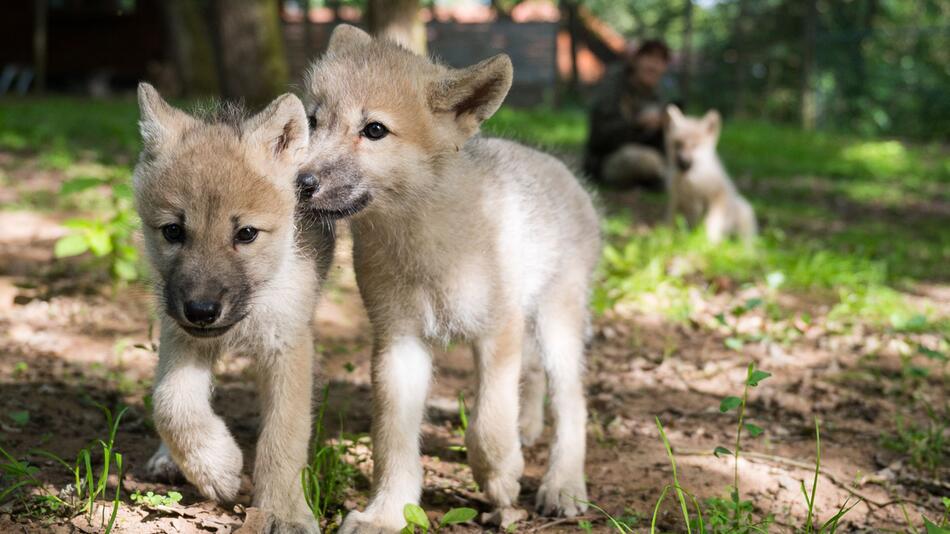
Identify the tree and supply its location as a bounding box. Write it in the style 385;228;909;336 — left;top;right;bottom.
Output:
161;0;288;105
800;0;817;129
161;0;219;96
210;0;289;106
680;0;694;103
365;0;426;55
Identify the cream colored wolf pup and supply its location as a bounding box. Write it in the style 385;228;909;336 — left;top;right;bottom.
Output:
134;84;333;533
297;25;601;533
664;105;757;244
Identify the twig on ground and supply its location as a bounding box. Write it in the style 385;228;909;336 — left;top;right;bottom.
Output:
676;447;889;508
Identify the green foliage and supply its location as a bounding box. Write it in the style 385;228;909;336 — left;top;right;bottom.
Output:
591;114;949;333
0;403;127;532
0;97;140;159
582;0;950;139
130;490;183;508
401;503;477;533
54;173;141;282
646;366;863;533
449;391;469;453
302;386;358;520
881;410;949;474
483;106;587;150
701;496;771;534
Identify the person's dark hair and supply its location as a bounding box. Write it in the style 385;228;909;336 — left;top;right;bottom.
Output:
634;39;671;62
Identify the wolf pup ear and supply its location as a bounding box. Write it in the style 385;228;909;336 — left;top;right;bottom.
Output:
428;54;513;139
327;24;372;54
137;83;194;152
665;104;684;127
703;109;721;135
244;93;309;168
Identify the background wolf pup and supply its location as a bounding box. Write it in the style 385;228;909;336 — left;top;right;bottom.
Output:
663;105;757;244
298;25;601;533
133;84;333;533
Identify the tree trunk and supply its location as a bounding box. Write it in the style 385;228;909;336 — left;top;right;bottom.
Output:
33;0;47;93
492;0;512;21
731;0;750;116
800;0;818;130
365;0;425;55
211;0;289;106
160;0;220;96
680;0;694;104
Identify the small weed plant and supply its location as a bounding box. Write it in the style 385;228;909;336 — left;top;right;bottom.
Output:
449;391;469;453
302;386;359;520
130;490;183;508
0;403;127;532
53;172;140;282
642;364;861;534
401;503;478;533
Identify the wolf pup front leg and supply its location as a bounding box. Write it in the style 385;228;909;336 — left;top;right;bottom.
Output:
134;85;324;533
152;328;243;501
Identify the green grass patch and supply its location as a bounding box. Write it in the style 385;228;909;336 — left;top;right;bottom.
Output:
2;99;947;329
483;106;587;151
0;97;140;163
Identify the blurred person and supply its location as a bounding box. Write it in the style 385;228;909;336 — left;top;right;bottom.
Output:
584;39;671;188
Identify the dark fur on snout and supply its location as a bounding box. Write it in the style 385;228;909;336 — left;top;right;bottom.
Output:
162;252;253;337
298;156;373;219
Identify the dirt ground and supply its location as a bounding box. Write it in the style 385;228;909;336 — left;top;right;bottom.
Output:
0;161;947;533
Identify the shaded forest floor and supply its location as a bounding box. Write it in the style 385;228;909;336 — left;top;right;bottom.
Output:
0;98;948;533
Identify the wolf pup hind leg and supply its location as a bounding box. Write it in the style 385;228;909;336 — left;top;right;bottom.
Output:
134;84;333;533
299;25;601;533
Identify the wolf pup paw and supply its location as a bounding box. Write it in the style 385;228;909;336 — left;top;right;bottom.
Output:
237;508;320;534
338;510;404;534
536;473;588;517
181;438;244;503
262;515;320;534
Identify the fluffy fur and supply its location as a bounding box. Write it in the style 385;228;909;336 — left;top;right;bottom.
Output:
664;105;757;244
298;25;601;533
134;84;334;534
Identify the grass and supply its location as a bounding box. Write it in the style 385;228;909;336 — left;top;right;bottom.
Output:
301;386;359;522
0;403;127;532
644;366;862;534
485;104;949;333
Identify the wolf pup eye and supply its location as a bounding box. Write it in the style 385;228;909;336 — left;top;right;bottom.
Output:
161;223;184;243
235;226;259;244
361;122;389;140
307;114;317;131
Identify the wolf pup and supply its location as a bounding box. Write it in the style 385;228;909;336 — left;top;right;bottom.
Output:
134;84;333;533
664;105;757;244
297;25;601;532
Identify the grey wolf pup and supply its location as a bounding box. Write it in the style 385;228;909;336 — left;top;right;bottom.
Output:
297;25;601;533
664;105;757;244
134;84;334;533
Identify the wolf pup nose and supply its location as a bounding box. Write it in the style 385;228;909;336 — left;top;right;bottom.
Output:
296;172;319;199
134;83;334;534
182;300;221;327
